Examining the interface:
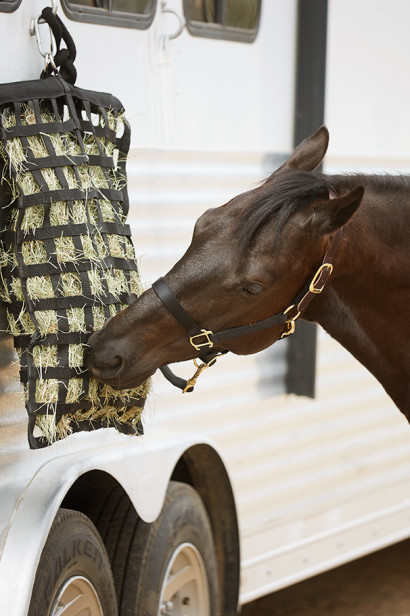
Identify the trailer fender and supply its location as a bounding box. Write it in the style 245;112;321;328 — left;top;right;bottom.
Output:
0;430;223;615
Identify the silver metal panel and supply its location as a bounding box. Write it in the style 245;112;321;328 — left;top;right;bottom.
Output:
237;331;410;602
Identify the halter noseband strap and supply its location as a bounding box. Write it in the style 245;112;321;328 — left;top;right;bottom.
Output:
153;227;343;393
152;277;226;392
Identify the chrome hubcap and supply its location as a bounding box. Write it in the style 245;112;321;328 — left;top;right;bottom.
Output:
159;543;210;615
51;575;104;616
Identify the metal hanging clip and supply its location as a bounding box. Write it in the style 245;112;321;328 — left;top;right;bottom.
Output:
29;1;58;71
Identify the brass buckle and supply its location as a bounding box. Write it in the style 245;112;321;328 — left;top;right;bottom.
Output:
281;305;301;339
189;329;214;350
309;263;333;294
183;357;218;393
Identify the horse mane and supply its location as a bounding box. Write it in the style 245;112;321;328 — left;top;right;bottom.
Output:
235;170;410;254
330;172;410;195
235;168;333;253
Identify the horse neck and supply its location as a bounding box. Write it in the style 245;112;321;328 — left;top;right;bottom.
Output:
305;174;410;417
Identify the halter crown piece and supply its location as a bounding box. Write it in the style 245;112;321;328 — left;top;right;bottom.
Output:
153;226;343;393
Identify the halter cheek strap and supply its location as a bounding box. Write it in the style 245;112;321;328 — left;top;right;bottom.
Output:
280;225;343;335
153;226;343;393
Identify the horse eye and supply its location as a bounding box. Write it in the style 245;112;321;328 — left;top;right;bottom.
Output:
243;283;263;295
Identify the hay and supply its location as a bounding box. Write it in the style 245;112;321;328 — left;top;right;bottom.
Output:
22;240;48;264
0;98;148;446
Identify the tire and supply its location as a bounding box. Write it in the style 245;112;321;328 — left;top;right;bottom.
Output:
28;508;118;616
119;481;219;616
95;485;142;607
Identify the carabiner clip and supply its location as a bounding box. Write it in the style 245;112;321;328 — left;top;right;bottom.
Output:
29;1;58;71
30;0;57;29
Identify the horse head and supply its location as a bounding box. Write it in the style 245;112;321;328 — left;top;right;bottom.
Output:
88;127;364;389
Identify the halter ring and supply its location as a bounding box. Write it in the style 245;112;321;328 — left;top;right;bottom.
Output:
281;305;302;339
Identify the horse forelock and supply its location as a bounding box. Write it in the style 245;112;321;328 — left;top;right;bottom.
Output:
233;169;333;254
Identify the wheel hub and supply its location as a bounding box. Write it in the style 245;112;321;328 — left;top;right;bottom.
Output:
51;575;104;616
159;542;210;616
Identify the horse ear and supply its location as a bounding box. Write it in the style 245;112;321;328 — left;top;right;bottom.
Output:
310;186;365;235
281;126;329;171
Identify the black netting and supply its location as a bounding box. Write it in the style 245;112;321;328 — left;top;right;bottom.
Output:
0;75;148;448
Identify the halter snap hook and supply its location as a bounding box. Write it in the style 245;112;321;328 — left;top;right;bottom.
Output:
182;356;218;393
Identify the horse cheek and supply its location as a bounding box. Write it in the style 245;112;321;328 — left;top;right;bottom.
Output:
226;328;283;356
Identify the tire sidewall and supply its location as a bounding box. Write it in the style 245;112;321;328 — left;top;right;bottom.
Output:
134;482;219;616
28;508;117;616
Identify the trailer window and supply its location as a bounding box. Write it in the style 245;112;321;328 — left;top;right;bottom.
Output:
0;0;22;12
184;0;260;42
62;0;156;29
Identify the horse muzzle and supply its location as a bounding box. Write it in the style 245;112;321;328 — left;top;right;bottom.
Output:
87;327;156;390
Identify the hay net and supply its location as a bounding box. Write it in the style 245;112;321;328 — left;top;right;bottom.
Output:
0;74;149;448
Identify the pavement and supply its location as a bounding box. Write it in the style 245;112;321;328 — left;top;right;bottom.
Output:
241;539;410;615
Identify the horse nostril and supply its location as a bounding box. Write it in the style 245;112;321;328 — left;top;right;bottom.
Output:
89;353;125;381
106;355;122;369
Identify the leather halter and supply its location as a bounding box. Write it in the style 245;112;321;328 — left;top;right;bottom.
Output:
153;227;343;393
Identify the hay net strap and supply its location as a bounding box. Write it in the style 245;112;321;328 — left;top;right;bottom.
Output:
0;23;144;448
40;6;77;85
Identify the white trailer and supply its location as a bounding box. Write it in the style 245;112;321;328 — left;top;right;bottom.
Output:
0;1;409;614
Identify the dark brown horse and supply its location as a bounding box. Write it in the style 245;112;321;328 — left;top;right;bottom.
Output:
88;126;410;419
